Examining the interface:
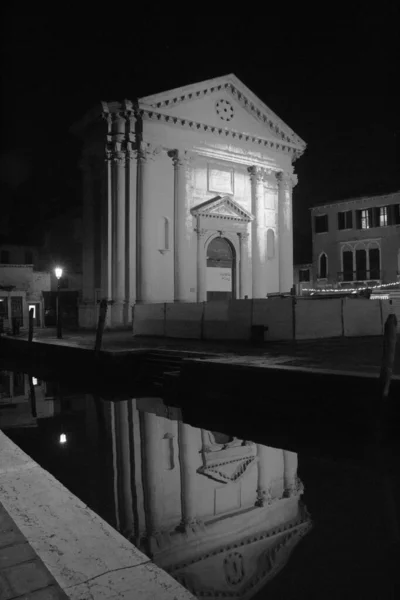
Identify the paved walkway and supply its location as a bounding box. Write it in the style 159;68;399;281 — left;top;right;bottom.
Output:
10;328;397;375
0;501;68;599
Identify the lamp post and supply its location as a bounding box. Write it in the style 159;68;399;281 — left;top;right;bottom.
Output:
55;267;63;339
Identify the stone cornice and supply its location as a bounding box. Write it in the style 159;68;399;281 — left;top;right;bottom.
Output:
138;107;303;159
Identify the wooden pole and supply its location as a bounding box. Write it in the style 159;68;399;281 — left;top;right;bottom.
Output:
94;299;108;357
373;313;399;546
28;307;34;344
377;312;397;436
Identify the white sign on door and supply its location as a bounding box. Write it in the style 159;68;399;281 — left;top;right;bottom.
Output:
207;267;232;292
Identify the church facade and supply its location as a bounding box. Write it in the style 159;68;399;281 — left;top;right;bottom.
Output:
72;74;306;328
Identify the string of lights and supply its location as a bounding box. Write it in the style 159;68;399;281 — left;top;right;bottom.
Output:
302;280;400;294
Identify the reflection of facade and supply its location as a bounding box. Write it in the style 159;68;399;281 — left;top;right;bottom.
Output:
73;74;306;328
0;372;55;428
99;398;311;599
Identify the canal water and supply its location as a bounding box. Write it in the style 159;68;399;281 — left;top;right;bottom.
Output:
0;368;398;599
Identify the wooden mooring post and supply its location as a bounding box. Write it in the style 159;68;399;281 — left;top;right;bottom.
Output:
373;313;399;547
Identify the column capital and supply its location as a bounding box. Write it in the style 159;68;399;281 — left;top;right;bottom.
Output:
247;165;265;183
167;149;194;168
195;227;208;238
238;231;250;241
276;171;298;188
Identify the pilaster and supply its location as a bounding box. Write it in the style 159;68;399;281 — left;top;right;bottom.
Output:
195;222;207;302
238;230;251;299
168;150;193;303
277;171;297;294
248;166;266;298
177;422;201;532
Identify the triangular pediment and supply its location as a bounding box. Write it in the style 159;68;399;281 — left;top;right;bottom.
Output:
191;196;254;222
169;514;312;599
139;74;305;153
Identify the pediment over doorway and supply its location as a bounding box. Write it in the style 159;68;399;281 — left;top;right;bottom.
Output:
191;196;254;223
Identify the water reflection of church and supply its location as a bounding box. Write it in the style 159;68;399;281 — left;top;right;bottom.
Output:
94;397;311;599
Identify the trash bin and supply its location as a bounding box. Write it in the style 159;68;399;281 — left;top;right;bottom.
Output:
250;325;268;344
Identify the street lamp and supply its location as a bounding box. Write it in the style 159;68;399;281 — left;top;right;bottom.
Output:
55;267;63;339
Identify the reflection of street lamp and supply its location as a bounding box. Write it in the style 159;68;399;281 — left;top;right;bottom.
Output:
55;267;63;339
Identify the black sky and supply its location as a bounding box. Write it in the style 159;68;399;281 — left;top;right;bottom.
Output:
1;4;399;261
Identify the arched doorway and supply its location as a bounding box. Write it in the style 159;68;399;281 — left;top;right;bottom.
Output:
206;237;236;301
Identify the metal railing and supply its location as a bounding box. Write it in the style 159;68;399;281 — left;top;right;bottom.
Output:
337;270;381;282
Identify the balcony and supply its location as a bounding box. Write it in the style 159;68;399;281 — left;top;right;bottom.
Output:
337;270;381;283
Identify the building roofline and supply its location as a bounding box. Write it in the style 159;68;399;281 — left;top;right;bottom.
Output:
310;190;400;210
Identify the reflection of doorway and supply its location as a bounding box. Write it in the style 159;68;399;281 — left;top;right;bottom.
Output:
206;237;236;301
11;297;23;326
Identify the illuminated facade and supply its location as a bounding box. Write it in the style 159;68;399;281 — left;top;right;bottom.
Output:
90;397;311;599
311;191;400;291
73;74;306;328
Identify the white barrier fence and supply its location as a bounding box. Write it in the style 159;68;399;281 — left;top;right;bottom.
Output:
132;297;392;342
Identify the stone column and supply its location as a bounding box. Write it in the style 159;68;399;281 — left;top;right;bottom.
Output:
248;166;266;298
238;231;250;299
168;150;192;302
141;411;162;535
283;450;303;498
138;144;158;304
110;113;127;326
126;140;137;317
277;172;297;294
196;221;207;302
255;443;276;506
114;400;134;536
177;422;199;530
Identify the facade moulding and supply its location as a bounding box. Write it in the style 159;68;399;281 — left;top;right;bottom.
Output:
191;146;281;170
138;108;302;159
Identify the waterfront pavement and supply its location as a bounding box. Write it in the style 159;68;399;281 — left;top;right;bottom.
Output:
11;327;399;375
0;501;68;599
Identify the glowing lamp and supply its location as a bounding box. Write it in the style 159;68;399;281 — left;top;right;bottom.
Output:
55;267;63;280
59;433;67;444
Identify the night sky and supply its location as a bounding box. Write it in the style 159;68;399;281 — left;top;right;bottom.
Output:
1;4;399;262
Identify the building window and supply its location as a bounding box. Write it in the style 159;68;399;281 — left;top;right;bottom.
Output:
342;250;354;281
1;250;10;264
361;209;370;229
355;248;367;280
389;204;400;225
318;253;328;279
368;245;380;279
337;210;353;230
379;206;388;227
315;214;328;233
266;229;275;259
25;250;33;264
299;269;310;282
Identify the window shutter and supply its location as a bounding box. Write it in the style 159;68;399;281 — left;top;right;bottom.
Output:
347;211;353;228
355;210;362;229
